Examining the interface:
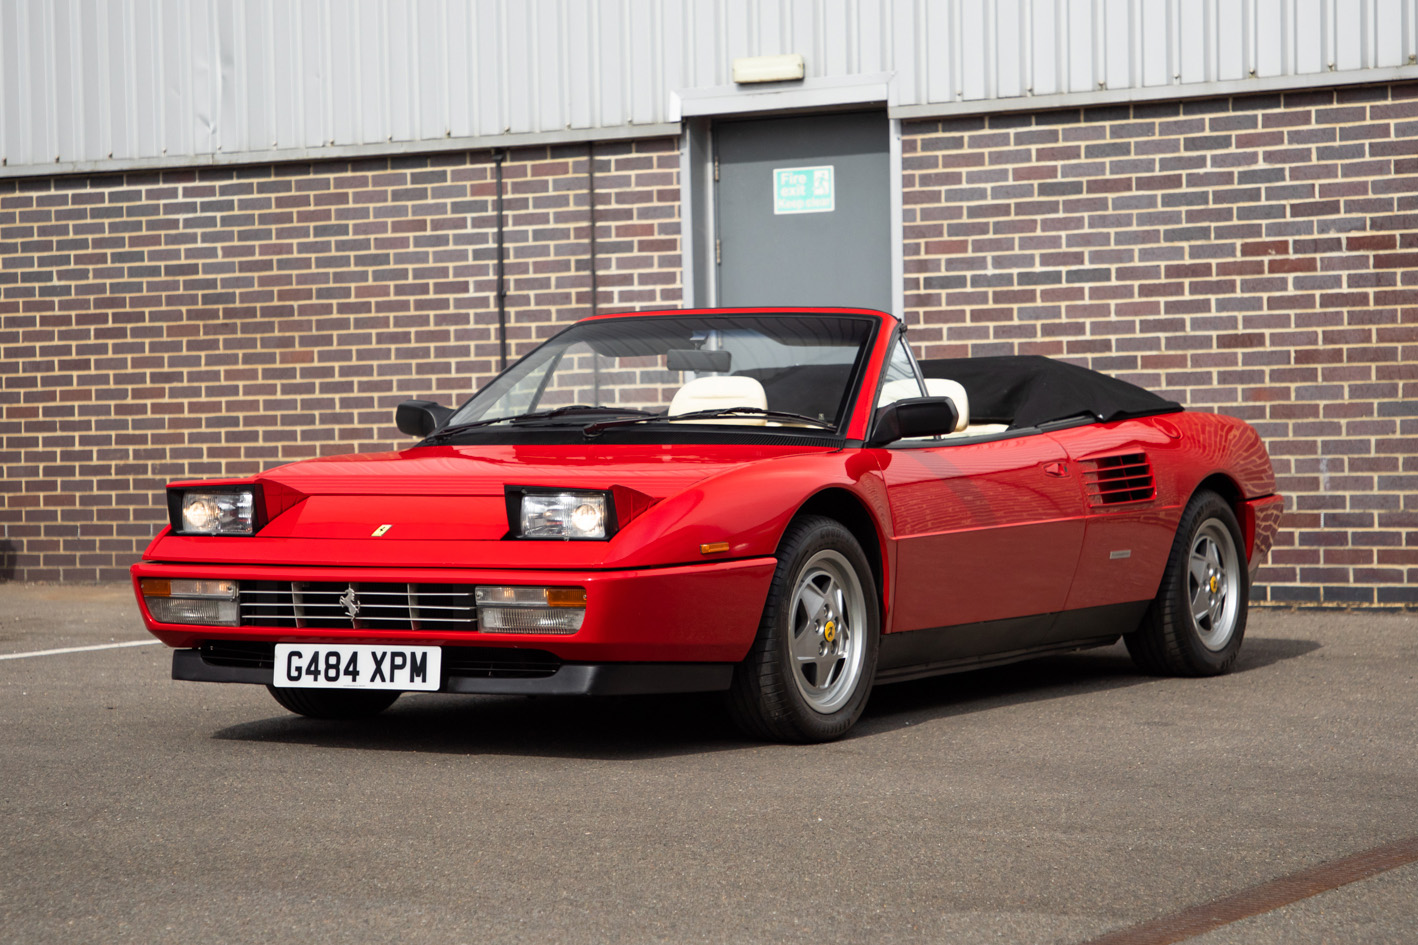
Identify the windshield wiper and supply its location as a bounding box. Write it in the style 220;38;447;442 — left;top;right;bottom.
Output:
583;406;836;436
423;405;657;443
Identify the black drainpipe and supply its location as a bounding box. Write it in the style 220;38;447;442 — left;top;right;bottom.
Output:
588;141;601;403
494;150;508;370
588;141;598;317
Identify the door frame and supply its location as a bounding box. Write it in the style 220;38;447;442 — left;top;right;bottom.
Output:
675;76;904;318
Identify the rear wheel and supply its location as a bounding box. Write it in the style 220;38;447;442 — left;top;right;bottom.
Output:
727;515;880;742
1125;490;1248;676
266;686;401;719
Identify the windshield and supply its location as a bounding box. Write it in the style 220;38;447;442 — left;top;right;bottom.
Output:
446;313;876;436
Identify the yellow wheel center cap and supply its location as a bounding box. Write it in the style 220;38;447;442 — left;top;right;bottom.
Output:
1209;575;1219;595
823;620;837;643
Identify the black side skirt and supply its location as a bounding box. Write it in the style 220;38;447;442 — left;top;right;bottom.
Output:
876;600;1149;685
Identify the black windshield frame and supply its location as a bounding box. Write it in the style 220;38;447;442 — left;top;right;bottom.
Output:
435;312;881;443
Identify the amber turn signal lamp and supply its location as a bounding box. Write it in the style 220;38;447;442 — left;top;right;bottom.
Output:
700;542;730;555
139;578;172;597
545;587;588;608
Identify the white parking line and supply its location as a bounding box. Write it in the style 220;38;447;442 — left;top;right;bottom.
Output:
0;640;162;661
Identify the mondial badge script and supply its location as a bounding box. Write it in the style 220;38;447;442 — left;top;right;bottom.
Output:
339;585;361;621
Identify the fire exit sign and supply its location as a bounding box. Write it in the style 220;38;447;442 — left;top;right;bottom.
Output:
773;165;835;214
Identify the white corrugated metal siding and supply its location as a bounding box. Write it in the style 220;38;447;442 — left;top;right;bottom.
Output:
3;0;1418;175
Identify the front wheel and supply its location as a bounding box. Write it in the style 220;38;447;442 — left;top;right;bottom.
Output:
727;515;880;742
1125;490;1248;676
266;686;401;719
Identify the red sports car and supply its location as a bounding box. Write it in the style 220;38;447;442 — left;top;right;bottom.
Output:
133;307;1283;742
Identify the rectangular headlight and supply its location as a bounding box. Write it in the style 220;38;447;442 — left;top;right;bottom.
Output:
476;585;586;634
168;488;257;535
516;491;610;540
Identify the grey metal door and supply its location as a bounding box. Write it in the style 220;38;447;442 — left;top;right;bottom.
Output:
714;111;891;312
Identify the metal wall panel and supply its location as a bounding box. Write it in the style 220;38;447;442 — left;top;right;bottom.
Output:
4;0;1418;176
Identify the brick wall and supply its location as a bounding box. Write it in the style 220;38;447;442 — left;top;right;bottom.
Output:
4;82;1417;604
903;82;1418;607
0;139;682;581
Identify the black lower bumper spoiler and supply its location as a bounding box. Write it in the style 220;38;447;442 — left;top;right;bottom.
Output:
171;648;734;696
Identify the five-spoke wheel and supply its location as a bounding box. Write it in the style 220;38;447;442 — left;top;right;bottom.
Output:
1187;518;1241;652
787;548;870;715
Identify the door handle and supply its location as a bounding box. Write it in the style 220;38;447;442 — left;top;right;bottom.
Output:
1044;461;1068;478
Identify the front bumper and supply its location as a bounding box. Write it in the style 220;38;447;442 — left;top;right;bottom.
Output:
133;557;778;664
172;645;735;695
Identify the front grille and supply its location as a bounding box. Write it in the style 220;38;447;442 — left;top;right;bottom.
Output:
1081;453;1156;507
239;581;478;631
196;641;561;680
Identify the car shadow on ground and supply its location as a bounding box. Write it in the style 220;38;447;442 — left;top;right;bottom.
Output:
853;634;1320;738
210;636;1320;760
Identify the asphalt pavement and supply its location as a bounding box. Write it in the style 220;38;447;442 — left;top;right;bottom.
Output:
1;583;1415;944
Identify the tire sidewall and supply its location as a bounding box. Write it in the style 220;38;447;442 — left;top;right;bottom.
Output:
266;685;401;719
1168;493;1249;673
763;518;881;741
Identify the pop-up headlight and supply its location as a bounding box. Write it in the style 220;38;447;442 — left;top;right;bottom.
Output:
167;487;258;535
513;490;612;540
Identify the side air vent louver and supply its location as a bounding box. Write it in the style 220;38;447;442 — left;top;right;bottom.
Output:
1081;453;1156;508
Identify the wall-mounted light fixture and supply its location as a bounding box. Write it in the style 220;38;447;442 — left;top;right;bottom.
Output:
731;53;805;84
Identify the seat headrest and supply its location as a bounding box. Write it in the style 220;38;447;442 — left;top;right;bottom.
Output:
669;375;768;424
877;377;969;434
922;377;969;432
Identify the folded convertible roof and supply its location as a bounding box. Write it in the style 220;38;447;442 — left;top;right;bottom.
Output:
920;355;1184;429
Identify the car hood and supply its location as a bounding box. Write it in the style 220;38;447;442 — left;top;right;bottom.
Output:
254;442;829;498
148;441;847;569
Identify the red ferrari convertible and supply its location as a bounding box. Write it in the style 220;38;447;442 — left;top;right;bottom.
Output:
133;307;1283;742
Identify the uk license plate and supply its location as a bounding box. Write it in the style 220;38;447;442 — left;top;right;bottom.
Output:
273;644;441;691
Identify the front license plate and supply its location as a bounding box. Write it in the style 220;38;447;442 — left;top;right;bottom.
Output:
273;644;441;691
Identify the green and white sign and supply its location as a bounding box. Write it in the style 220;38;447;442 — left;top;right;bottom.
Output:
773;165;835;214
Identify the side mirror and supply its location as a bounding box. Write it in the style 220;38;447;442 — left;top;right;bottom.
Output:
396;400;454;437
867;397;960;447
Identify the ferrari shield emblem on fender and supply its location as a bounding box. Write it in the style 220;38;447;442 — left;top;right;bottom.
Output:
372;524;392;537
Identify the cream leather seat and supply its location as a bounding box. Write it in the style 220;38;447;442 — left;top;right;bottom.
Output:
668;375;768;425
925;377;1009;436
878;377;970;434
879;376;1008;439
922;377;970;434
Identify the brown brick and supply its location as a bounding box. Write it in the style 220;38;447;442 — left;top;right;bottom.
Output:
1242;240;1290;257
1268;257;1318;273
1218;332;1268;349
3;87;1415;604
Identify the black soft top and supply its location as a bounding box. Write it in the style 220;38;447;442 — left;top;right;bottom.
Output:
919;355;1183;429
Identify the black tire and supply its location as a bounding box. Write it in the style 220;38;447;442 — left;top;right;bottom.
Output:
266;686;401;719
1125;490;1249;676
726;515;880;743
